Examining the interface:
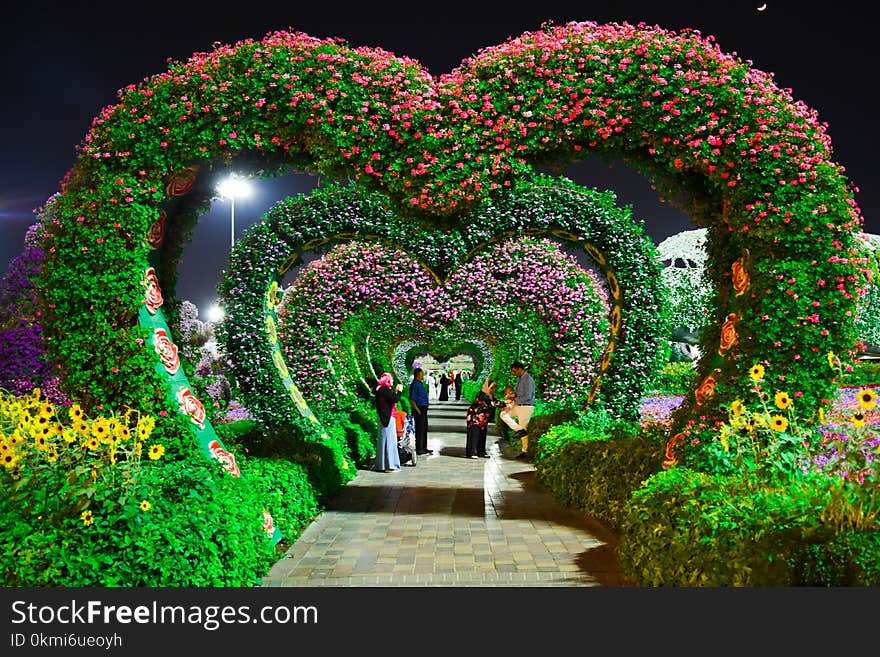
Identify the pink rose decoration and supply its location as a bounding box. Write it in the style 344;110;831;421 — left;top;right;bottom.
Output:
208;439;241;477
262;510;276;537
147;211;166;248
153;328;180;375
165;166;198;197
143;267;164;315
176;386;206;429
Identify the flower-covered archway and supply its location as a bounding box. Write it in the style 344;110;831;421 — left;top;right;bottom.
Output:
219;180;665;427
392;338;494;384
272;233;611;417
35;22;865;467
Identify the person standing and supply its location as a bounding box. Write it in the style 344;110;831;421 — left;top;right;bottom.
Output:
374;372;403;472
465;379;504;458
439;371;451;401
454;370;463;401
428;371;438;400
409;367;431;456
499;361;535;460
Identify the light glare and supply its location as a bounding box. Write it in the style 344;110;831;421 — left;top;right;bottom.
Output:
217;176;253;199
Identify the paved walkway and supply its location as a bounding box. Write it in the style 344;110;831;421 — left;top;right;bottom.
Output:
263;399;629;587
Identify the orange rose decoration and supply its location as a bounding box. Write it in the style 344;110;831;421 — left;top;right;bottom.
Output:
662;432;686;469
732;257;750;296
694;369;720;407
718;313;738;355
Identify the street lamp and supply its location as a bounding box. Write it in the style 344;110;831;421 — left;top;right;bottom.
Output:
205;303;225;323
216;176;253;247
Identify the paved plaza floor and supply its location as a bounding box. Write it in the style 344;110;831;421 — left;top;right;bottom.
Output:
263;399;630;587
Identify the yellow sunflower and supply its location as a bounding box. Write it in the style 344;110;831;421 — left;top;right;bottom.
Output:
827;351;837;369
137;416;156;441
139;500;151;512
84;436;100;451
749;364;765;382
68;404;84;423
770;416;789;432
148;444;165;461
857;389;876;410
81;510;94;526
730;400;744;417
1;452;18;469
852;412;866;428
774;392;792;410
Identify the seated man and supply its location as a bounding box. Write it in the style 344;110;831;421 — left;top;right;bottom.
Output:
499;361;535;460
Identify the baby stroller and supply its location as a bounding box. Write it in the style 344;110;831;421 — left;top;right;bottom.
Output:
396;410;418;467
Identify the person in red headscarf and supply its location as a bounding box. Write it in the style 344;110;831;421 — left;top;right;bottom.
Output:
374;372;403;472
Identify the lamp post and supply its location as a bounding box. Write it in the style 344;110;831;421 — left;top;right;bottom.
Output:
216;176;253;247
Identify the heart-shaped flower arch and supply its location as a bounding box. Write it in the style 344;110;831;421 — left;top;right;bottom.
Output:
37;21;866;467
392;339;494;383
218;179;663;429
271;232;612;417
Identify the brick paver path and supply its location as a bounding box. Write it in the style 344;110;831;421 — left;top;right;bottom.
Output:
263;399;629;586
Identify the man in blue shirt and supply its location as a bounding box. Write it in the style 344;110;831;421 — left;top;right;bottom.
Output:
410;367;431;455
500;361;535;460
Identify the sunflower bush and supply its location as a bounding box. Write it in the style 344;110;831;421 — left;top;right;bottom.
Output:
0;388;306;586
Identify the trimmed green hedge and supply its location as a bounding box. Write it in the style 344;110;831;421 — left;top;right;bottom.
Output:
1;456;276;586
617;468;880;586
534;424;666;531
235;454;321;544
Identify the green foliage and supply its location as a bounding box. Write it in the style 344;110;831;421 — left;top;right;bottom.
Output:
534;425;666;530
235;454;320;543
216;416;355;501
841;360;880;386
461;380;481;403
650;362;697;395
617;468;880;586
1;455;277;586
520;408;578;456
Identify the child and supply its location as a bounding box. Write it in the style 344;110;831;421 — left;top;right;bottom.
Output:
464;380;504;458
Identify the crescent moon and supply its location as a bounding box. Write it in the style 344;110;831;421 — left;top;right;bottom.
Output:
757;3;767;9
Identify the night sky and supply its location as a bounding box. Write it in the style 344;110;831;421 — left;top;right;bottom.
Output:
1;1;876;313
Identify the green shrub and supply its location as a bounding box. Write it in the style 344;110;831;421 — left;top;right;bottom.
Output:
841;360;880;386
1;456;277;586
650;362;696;394
236;454;321;544
535;425;666;530
215;416;356;500
618;468;880;586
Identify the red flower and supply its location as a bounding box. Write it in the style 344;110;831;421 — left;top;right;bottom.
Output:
208;439;241;477
143;268;164;315
153;328;180;375
176;386;206;429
